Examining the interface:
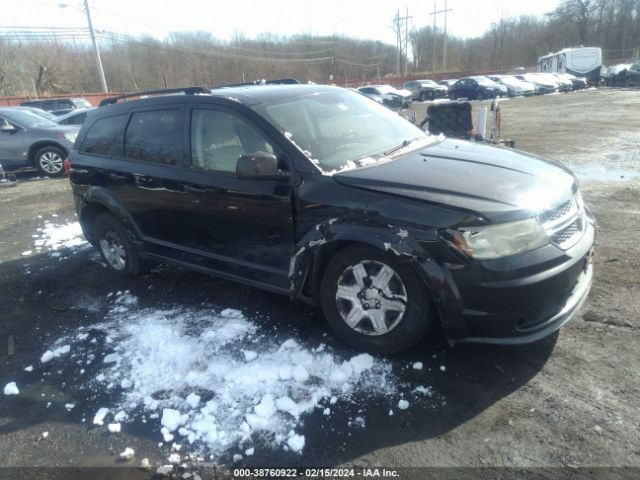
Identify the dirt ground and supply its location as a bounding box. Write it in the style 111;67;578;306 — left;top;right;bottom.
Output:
0;88;639;479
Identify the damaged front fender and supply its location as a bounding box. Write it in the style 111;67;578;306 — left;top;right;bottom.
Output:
288;217;434;303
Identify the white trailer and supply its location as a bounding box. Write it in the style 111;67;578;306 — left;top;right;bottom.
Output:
537;46;602;83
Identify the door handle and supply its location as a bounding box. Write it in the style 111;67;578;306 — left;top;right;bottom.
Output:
184;185;206;194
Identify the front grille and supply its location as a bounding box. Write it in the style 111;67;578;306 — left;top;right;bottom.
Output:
539;195;585;250
550;219;581;246
539;199;573;224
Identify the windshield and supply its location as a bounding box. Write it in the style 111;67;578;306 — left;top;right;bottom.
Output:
254;88;435;173
499;77;520;86
75;99;92;108
3;109;58;128
375;85;396;94
475;77;496;86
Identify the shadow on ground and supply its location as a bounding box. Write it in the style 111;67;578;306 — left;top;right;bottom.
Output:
0;245;557;468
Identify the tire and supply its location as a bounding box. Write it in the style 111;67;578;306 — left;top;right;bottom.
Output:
94;212;141;276
34;146;66;177
418;91;426;102
475;91;484;100
319;245;432;354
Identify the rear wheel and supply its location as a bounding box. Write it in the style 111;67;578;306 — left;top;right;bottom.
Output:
94;212;141;275
320;245;432;354
34;146;65;177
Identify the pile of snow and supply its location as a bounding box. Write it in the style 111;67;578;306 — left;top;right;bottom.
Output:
40;344;71;363
44;292;399;458
32;219;87;254
4;382;19;395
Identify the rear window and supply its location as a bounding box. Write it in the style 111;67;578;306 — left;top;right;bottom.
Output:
125;109;182;165
80;115;126;157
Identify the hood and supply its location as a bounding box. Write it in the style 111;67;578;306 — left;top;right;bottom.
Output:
393;89;412;97
333;138;576;223
35;124;81;135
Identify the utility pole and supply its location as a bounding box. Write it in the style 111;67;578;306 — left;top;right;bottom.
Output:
431;2;437;73
82;0;108;92
443;0;453;73
391;10;412;76
429;2;453;74
404;7;410;75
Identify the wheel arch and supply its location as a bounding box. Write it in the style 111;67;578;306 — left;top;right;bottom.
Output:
79;186;142;244
290;219;428;305
28;141;68;165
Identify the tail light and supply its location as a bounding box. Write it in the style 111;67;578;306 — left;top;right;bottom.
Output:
63;158;71;177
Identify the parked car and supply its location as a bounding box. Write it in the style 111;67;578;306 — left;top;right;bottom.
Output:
606;62;640;87
20;97;93;116
403;79;448;101
515;73;559;94
12;106;60;122
546;73;573;92
448;76;507;100
439;79;458;87
56;108;95;126
555;73;588;90
487;75;536;96
0;108;79;176
603;63;631;84
357;85;412;108
67;84;595;353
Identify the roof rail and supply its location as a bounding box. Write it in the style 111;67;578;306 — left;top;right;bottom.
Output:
98;86;210;107
213;78;301;89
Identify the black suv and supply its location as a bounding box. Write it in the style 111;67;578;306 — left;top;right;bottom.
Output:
21;97;92;116
67;85;595;353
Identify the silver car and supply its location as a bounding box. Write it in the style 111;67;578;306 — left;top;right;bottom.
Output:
0;108;79;176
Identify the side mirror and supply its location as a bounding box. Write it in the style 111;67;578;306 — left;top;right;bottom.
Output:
236;152;289;181
0;124;17;133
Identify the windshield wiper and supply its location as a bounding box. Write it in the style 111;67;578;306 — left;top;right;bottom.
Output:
382;138;415;156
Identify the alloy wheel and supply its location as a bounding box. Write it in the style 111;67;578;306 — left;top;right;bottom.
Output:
39;151;63;175
99;229;127;270
335;260;407;336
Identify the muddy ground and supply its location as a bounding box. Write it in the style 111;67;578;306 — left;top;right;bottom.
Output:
0;88;639;479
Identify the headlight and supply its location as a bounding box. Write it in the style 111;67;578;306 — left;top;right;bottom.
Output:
62;132;78;143
445;218;549;260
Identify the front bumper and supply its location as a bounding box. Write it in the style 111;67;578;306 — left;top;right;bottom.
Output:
460;262;592;344
419;214;595;345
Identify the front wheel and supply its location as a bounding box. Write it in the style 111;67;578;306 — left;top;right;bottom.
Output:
34;146;65;177
320;245;432;354
94;212;142;275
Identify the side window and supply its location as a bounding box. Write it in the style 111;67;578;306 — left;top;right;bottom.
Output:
190;109;274;173
69;112;87;125
80;115;126;157
56;100;72;110
125;109;182;165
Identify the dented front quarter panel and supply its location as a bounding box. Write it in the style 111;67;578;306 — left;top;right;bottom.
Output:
289;173;479;339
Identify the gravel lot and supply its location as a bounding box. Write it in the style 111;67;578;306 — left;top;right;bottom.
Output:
0;88;638;478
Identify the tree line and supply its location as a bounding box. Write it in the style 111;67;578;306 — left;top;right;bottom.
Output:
0;0;639;97
411;0;640;74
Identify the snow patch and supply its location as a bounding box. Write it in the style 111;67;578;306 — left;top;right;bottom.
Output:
4;382;19;395
40;345;71;363
42;291;398;459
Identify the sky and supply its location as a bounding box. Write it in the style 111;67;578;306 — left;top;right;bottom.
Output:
3;0;561;45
